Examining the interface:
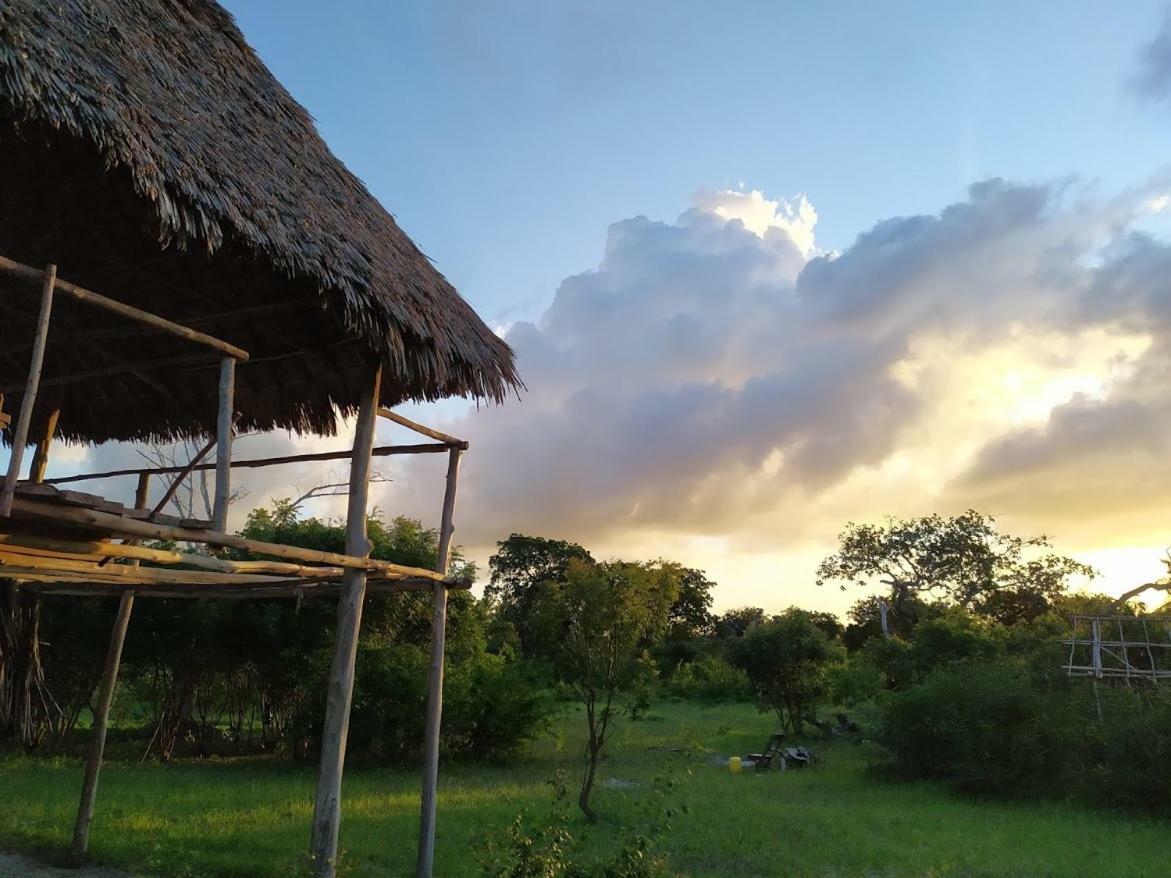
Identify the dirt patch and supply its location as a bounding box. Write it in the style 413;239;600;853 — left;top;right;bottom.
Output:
0;852;141;877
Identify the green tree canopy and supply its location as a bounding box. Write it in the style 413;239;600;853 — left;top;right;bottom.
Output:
728;608;844;734
817;510;1094;624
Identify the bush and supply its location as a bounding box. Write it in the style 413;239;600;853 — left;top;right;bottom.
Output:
443;652;554;760
300;645;554;763
1084;686;1171;813
879;655;1171;813
668;655;750;703
880;659;1077;797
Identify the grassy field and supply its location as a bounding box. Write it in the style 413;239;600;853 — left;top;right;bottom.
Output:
0;701;1166;877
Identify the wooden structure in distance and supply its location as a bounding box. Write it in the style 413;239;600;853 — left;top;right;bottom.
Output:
1063;614;1171;682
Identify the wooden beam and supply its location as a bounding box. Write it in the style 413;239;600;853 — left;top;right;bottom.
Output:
10;497;446;581
0;255;250;361
0;534;352;577
150;437;217;518
27;408;61;484
71;473;148;861
212;357;236;531
45;443;452;485
311;365;381;878
416;446;463;878
1;264;56;516
18;577;470;600
378;408;468;450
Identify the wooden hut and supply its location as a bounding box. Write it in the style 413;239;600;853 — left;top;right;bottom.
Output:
0;2;518;876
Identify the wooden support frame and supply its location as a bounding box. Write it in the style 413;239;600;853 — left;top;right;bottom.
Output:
213;357;236;531
28;409;61;485
72;474;149;860
310;365;382;878
1;264;56;517
11;496;445;580
416;446;463;878
378;407;468;450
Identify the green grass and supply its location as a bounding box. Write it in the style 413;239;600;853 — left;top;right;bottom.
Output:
0;701;1165;877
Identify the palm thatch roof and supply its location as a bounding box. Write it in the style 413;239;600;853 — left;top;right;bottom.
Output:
0;0;519;444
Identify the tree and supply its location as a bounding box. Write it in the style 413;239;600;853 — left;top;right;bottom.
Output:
667;567;716;638
816;511;1094;624
728;608;843;734
654;566;717;675
713;606;766;639
532;559;679;822
487;534;594;656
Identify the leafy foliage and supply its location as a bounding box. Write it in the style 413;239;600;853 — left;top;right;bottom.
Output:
727;608;843;733
488;534;596;657
532;559;679;821
817;511;1094;624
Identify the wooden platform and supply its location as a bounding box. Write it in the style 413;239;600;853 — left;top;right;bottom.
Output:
0;482;469;600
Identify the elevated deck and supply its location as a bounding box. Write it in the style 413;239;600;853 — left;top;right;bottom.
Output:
0;482;469;600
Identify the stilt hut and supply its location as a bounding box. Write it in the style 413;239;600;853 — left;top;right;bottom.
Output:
0;2;519;876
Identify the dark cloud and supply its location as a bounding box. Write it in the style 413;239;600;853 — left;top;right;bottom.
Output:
1130;8;1171;100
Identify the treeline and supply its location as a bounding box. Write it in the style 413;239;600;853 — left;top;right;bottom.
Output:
11;504;1171;819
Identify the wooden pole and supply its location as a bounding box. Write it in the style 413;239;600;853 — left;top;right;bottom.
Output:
71;472;148;861
28;408;61;485
1;264;56;517
416;446;463;878
377;408;468;449
212;357;235;531
310;366;382;878
46;443;452;485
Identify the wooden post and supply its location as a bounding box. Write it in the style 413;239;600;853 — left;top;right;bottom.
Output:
28;408;61;485
310;366;382;878
71;472;149;860
212;357;235;531
1;264;56;516
416;446;463;878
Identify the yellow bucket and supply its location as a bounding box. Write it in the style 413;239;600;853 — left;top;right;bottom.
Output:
729;756;742;773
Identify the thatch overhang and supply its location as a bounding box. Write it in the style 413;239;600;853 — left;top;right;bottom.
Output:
0;0;519;445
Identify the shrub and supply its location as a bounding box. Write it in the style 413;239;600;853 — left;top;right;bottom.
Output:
880;658;1080;797
443;652;554;760
668;655;751;703
1084;686;1171;813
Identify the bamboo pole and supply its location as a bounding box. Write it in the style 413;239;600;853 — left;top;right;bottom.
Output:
20;578;468;600
416;446;463;878
1;264;56;517
10;497;446;581
377;408;468;449
28;408;61;484
310;366;382;878
71;472;148;861
46;443;451;485
212;357;235;531
0;255;249;361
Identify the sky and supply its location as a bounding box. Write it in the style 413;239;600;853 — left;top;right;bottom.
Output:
13;1;1171;616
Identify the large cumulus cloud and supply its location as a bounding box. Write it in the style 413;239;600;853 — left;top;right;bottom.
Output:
399;177;1170;557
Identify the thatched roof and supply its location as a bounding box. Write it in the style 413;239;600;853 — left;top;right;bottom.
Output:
0;0;519;444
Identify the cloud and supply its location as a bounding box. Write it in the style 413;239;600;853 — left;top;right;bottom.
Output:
383;177;1171;563
1130;8;1171;100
